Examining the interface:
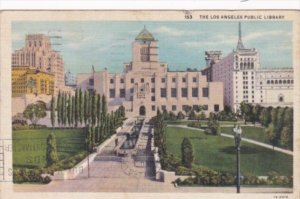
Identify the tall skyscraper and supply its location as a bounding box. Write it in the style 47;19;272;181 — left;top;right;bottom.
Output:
12;34;65;94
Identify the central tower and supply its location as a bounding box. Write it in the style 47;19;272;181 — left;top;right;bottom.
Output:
132;26;158;63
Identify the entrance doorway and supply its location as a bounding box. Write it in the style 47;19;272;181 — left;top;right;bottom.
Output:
139;106;146;116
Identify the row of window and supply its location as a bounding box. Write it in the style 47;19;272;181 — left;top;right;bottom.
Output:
109;87;209;98
109;76;199;84
151;104;219;112
266;79;293;84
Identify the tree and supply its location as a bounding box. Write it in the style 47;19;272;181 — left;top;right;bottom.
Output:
207;113;220;136
189;110;196;120
91;93;97;126
276;108;285;133
23;103;47;126
177;111;185;120
181;137;194;168
57;91;61;126
240;102;253;124
101;94;107;116
46;133;58;166
86;125;93;153
50;96;56;128
96;94;101;126
280;127;293;150
79;89;84;125
252;104;261;124
67;93;72;126
84;91;89;125
71;96;75;127
61;92;66;126
199;111;206;120
271;107;278;124
119;105;125;118
259;107;271;127
266;123;277;151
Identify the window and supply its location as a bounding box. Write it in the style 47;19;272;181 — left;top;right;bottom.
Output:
172;105;176;111
151;78;155;83
109;89;115;98
203;105;208;111
161;78;165;83
131;78;134;83
151;96;155;101
141;78;144;83
193;77;197;82
214;105;219;112
151;88;155;93
172;78;176;83
182;77;186;83
110;79;114;84
171;88;177;97
130;88;134;93
202;87;209;97
181;88;188;97
152;105;156;111
120;78;124;83
160;88;167;98
120;89;125;98
161;105;167;111
89;78;94;86
279;95;284;102
192;88;198;97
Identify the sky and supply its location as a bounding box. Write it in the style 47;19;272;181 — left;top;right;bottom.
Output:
12;21;292;75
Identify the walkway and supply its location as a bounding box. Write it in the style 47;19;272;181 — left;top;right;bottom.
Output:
168;125;293;155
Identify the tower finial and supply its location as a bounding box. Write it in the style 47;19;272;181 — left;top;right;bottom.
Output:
236;22;245;50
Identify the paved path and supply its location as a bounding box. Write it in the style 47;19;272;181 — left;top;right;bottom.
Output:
168;125;293;155
221;133;293;155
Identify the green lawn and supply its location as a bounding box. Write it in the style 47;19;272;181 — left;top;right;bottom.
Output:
13;128;86;169
165;127;292;176
221;126;268;144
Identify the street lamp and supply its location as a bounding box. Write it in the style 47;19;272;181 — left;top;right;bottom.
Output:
85;137;90;178
233;125;242;193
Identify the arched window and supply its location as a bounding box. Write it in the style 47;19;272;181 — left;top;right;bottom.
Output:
251;63;254;69
271;80;274;84
275;80;278;84
278;94;284;102
287;80;290;84
279;80;282;84
267;80;270;84
283;80;286;84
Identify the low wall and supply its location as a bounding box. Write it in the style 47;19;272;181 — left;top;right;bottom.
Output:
50;127;122;180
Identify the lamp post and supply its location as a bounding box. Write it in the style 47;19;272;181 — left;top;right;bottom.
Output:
85;137;90;178
233;125;242;193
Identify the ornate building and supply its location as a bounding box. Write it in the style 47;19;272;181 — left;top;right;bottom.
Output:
77;27;224;117
202;22;293;111
12;66;54;97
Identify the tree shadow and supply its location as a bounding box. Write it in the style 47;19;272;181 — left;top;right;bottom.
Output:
219;146;259;154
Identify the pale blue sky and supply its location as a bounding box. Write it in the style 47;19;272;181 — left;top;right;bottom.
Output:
12;21;292;74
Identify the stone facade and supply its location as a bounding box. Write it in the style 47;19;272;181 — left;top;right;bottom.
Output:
77;27;224;117
202;22;293;111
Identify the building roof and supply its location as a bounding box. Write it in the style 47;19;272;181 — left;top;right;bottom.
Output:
135;26;155;41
